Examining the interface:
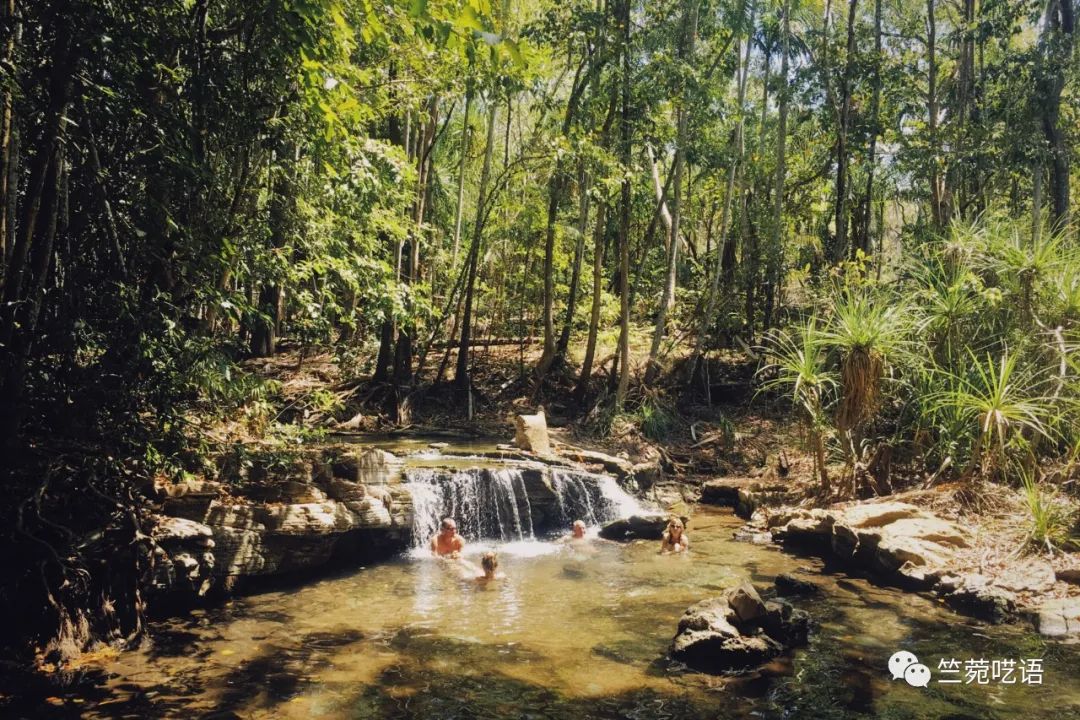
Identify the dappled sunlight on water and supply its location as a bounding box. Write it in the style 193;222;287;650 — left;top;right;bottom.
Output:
57;508;1080;719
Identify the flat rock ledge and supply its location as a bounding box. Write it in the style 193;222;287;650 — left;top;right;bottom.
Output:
756;501;1080;639
671;583;810;673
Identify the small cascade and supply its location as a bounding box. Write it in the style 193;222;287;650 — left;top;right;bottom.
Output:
404;464;644;547
549;470;643;526
404;467;536;546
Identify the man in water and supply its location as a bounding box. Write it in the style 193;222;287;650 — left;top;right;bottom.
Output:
430;517;465;559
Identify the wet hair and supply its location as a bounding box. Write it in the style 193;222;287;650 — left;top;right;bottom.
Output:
481;552;498;573
667;517;684;532
441;518;457;531
572;520;586;530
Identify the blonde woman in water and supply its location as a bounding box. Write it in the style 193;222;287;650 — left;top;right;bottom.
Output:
660;517;689;554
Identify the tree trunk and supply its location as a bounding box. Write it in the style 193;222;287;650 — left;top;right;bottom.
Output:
857;0;881;256
556;162;589;361
831;0;857;263
451;85;472;269
927;0;943;228
766;0;791;331
250;139;295;357
615;0;632;410
690;1;752;384
455;94;499;389
1038;0;1074;232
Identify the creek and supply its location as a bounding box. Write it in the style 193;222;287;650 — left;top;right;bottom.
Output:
30;438;1080;719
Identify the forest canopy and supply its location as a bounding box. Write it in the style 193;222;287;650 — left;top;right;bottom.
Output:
0;0;1077;662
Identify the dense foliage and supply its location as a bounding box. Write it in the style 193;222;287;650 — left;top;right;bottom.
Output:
0;0;1076;661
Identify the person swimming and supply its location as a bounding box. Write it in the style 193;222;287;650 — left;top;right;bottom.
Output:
660;517;689;554
558;519;587;542
430;517;465;559
476;551;504;581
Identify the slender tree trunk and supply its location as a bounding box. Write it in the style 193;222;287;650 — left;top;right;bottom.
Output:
690;1;752;383
0;0;18;279
575;199;607;401
394;98;439;387
537;57;593;380
1038;0;1074;232
615;0;632;410
455;95;499;389
556;162;589;361
451;85;472;269
927;0;943;228
832;0;857;263
766;0;791;331
251;139;295;357
857;0;881;255
644;0;697;385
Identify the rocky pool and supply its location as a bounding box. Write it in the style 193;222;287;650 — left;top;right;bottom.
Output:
31;507;1080;719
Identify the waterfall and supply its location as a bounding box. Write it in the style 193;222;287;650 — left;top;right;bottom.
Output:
404;467;536;546
549;470;643;526
404;465;644;547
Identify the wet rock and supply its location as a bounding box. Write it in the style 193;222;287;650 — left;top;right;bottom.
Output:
733;528;773;545
670;584;810;674
944;575;1016;624
514;409;552;456
728;583;767;623
774;573;820;597
629;460;662;488
760;599;811;646
770;509;834;543
1036;598;1080;639
598;513;671;541
560;448;634;479
700;479;741;505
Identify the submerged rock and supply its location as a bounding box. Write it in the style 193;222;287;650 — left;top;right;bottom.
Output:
944;574;1016;624
599;513;675;541
774;573;821;597
670;583;810;674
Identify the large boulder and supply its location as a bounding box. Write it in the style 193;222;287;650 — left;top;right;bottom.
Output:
670;583;810;674
599;513;680;541
514;410;552;456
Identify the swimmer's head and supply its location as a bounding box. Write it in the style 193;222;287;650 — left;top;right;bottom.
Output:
481;551;498;574
572;520;586;538
441;518;457;534
667;518;684;533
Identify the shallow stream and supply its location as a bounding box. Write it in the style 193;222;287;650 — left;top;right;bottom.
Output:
56;507;1080;719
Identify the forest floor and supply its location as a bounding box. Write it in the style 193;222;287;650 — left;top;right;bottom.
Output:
228;340;1080;623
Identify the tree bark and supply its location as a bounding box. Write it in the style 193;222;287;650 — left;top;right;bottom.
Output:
615;0;633;410
690;0;752;384
644;0;698;385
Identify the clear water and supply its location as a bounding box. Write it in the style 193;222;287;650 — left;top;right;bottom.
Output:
45;508;1080;719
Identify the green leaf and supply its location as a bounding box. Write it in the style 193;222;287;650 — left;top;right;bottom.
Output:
456;5;484;31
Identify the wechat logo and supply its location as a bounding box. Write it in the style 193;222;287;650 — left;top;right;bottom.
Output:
889;650;931;688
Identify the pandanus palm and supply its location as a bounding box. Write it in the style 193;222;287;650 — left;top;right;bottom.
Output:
821;288;911;450
759;317;836;495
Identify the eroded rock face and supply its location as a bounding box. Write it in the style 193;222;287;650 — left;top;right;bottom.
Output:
514;410;552;456
670;583;810;673
149;450;414;602
770;503;969;579
944;574;1016;624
